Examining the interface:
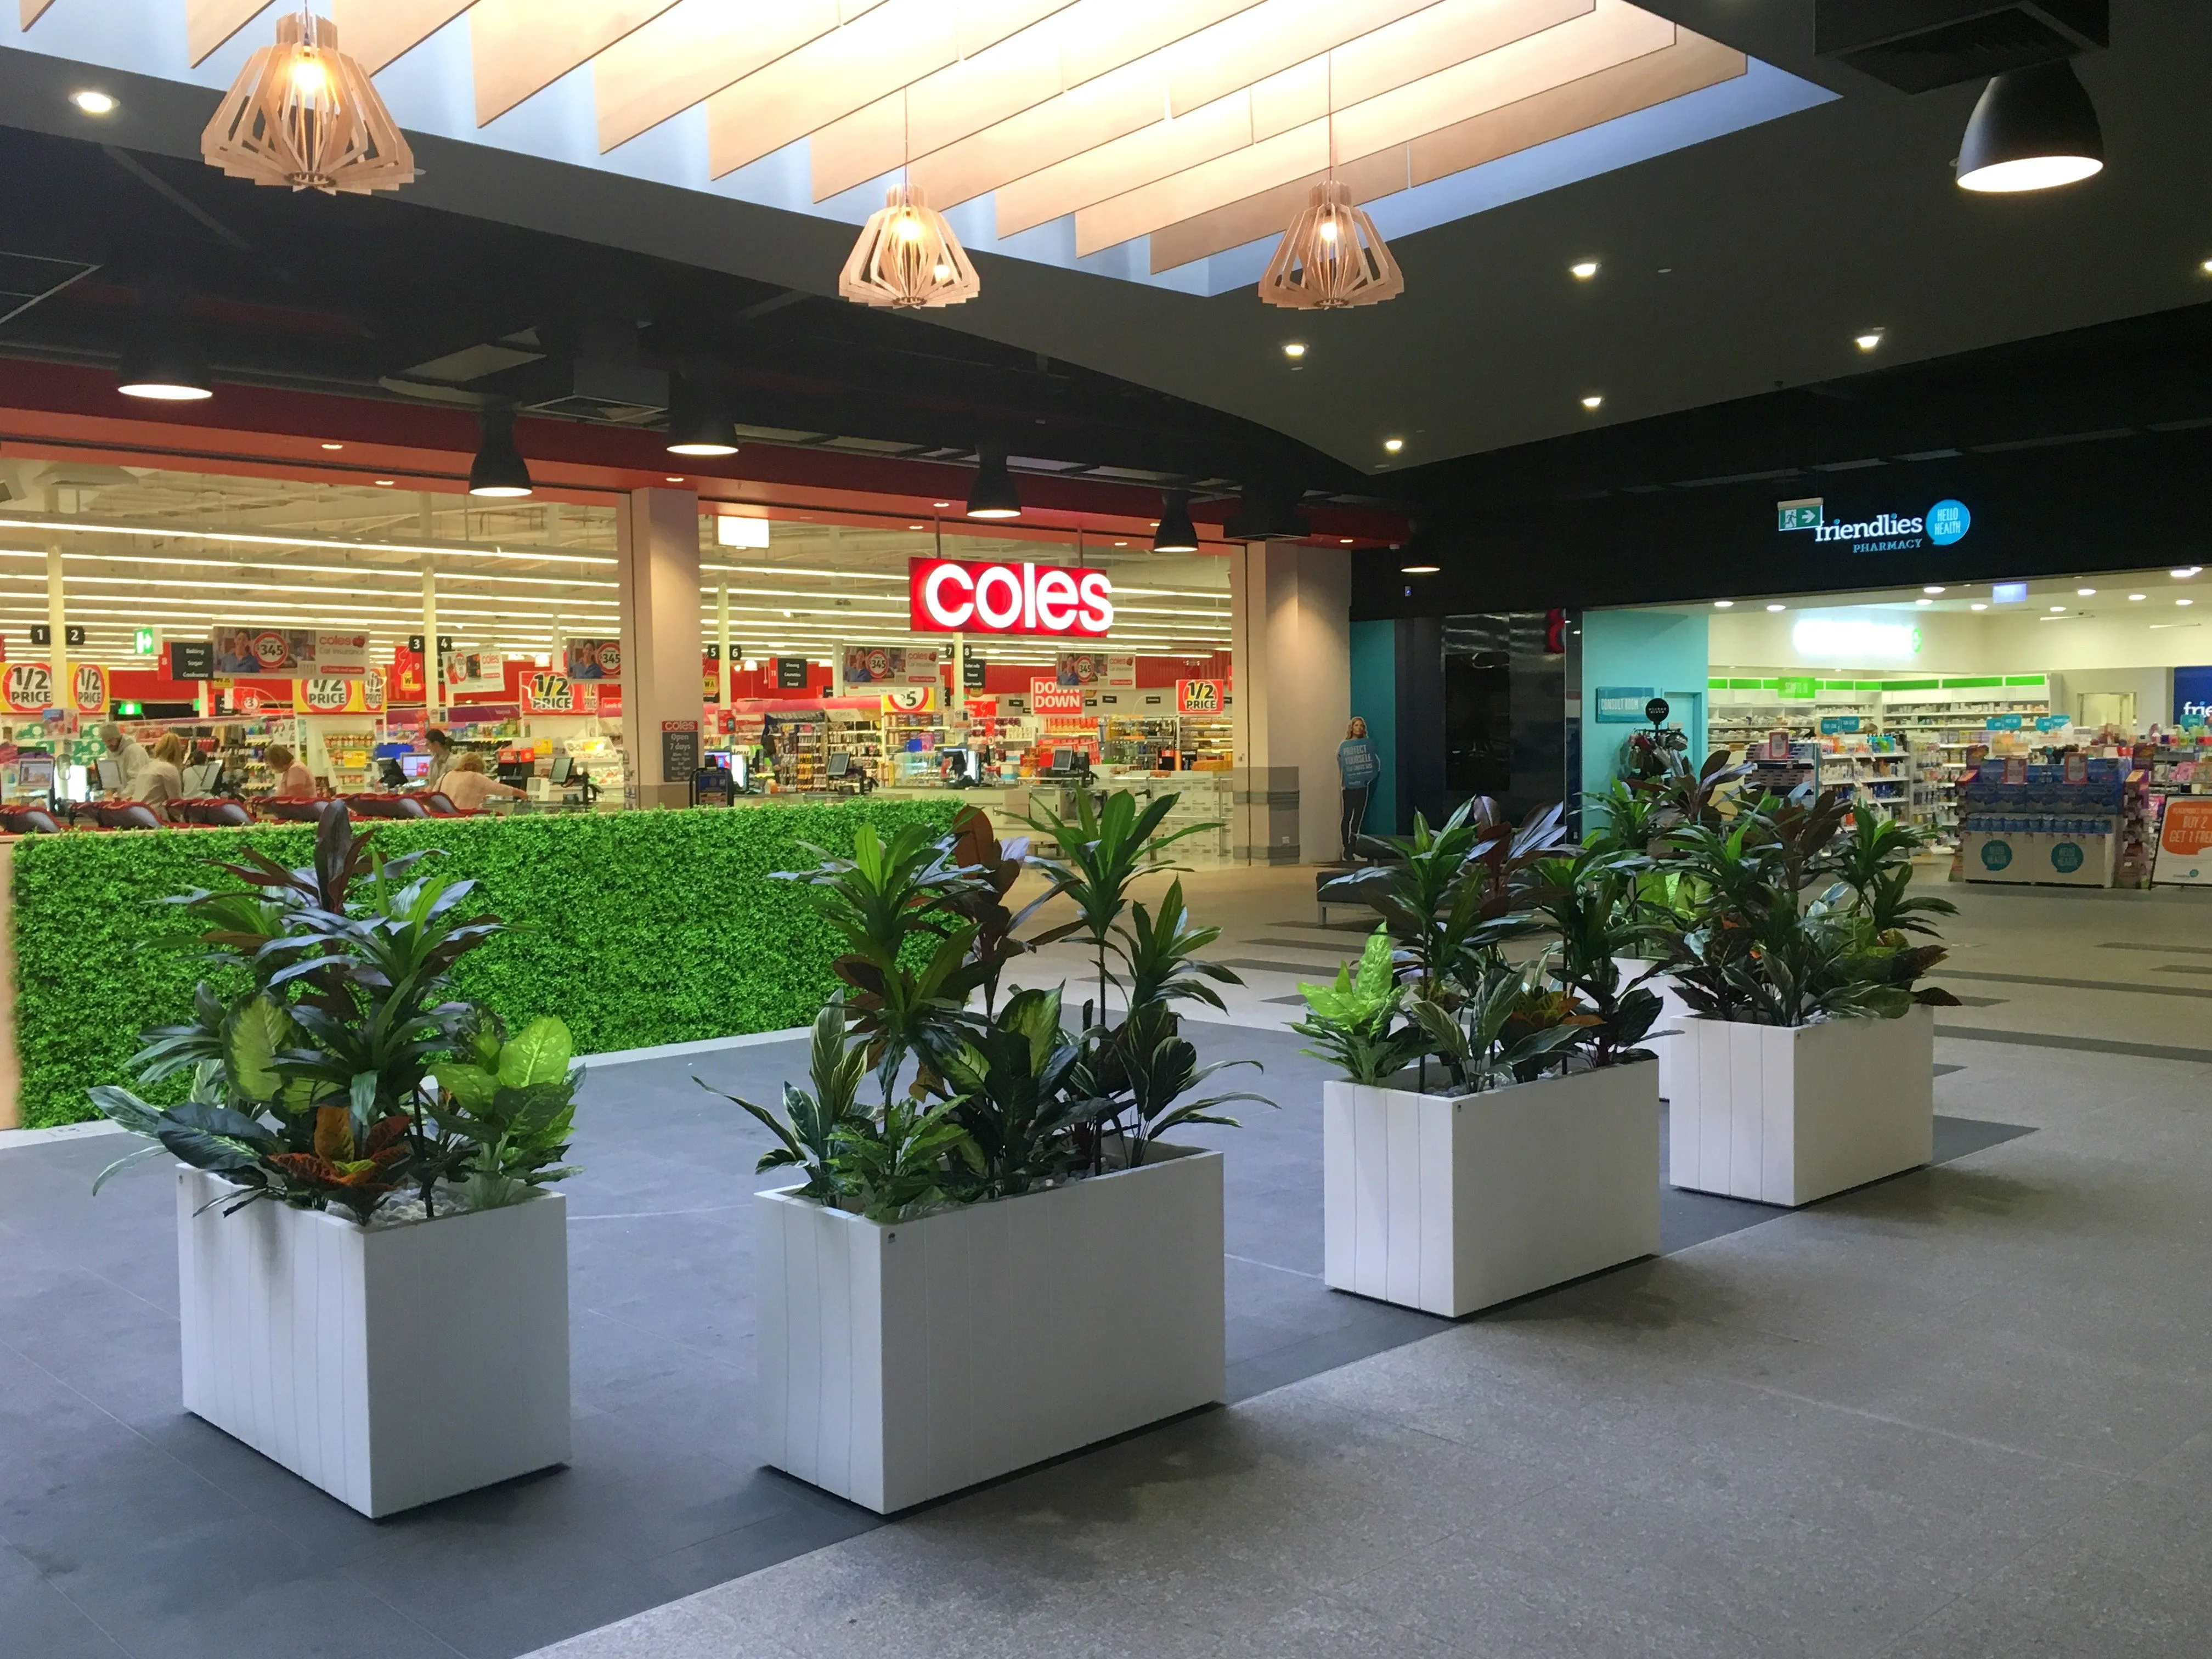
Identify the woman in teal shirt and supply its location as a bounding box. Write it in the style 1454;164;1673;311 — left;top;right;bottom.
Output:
1338;716;1381;859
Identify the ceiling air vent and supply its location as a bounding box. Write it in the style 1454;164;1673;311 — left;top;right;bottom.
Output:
1814;1;2106;93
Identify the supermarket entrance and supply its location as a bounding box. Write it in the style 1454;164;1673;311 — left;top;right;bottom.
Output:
1583;561;2212;890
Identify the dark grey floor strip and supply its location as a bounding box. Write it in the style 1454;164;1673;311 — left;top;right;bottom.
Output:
1937;1025;2212;1064
2102;941;2212;956
1218;957;1350;976
1243;937;1363;955
1263;994;1308;1007
1934;968;2212;1000
1269;918;1375;932
2157;965;2212;977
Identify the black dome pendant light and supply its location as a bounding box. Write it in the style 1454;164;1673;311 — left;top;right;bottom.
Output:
468;405;534;499
965;438;1021;520
1152;490;1199;554
1956;58;2104;194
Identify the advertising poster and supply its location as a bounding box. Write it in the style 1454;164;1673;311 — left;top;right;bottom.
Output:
3;662;52;714
311;633;371;678
881;686;940;714
1053;652;1138;689
70;664;107;716
842;645;938;687
1030;676;1086;716
1175;678;1226;716
444;650;499;692
392;645;427;702
214;627;315;676
565;639;622;681
2154;799;2212;886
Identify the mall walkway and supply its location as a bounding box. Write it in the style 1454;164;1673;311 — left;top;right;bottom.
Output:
531;871;2212;1659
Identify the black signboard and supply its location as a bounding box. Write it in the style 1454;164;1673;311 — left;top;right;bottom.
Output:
661;720;701;780
1645;697;1671;725
963;652;987;689
29;625;85;647
775;657;810;689
170;640;216;680
405;635;455;654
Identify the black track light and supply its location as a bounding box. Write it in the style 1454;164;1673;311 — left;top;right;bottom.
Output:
966;439;1021;520
665;373;739;456
468;406;533;498
1956;59;2103;194
1152;490;1199;554
117;292;212;401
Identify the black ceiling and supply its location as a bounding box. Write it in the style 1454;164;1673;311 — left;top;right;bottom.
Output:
0;126;1368;496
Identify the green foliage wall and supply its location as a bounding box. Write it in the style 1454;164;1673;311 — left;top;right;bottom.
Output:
12;800;958;1129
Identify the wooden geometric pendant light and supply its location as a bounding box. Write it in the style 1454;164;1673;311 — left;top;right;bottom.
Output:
839;183;981;309
1258;179;1404;310
202;10;417;197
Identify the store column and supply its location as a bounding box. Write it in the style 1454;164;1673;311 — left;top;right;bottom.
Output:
617;486;704;809
1229;541;1351;864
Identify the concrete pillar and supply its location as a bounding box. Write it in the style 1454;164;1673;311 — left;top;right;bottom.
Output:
1229;541;1351;865
617;486;703;809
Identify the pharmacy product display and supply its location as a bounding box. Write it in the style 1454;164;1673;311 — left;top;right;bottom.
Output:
1958;759;2128;887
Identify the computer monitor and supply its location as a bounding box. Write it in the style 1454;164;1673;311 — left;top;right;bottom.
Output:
399;753;431;781
827;752;850;779
183;761;221;795
1052;748;1075;774
95;755;123;791
549;755;575;785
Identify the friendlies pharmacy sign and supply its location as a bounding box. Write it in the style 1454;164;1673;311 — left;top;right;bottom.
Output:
1776;496;1971;553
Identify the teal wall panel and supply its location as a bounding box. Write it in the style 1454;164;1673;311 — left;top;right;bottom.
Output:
1579;610;1709;810
1349;619;1398;835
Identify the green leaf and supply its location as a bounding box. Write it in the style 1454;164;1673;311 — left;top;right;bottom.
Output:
497;1016;575;1089
224;995;295;1102
91;1141;167;1197
431;1062;501;1111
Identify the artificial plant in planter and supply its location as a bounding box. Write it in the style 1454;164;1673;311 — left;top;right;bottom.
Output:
1656;789;1962;1207
88;807;578;1518
1297;800;1662;1319
727;794;1263;1514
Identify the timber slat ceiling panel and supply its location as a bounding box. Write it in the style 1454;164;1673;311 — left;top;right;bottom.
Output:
20;1;61;27
67;0;1752;274
1147;29;1742;270
1076;0;1673;254
471;0;682;126
991;0;1590;238
594;0;876;153
186;0;271;65
330;0;477;74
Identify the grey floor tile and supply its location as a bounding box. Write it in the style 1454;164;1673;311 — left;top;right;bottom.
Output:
0;1541;129;1659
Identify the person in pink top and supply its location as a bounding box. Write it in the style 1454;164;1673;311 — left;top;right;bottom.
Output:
440;751;527;812
263;743;315;799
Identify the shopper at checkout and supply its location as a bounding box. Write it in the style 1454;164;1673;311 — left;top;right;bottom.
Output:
129;733;189;817
424;728;458;788
263;743;316;799
439;751;527;812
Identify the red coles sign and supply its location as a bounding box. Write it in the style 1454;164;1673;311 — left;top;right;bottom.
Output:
909;557;1113;637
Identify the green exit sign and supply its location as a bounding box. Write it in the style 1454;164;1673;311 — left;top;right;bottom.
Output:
116;701;143;717
1776;499;1823;532
133;627;157;655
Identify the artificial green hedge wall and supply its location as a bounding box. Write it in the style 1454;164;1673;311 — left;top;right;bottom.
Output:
12;800;958;1129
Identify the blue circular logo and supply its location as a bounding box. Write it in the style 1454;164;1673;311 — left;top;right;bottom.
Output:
2051;842;2084;874
1980;839;2013;871
1927;500;1971;545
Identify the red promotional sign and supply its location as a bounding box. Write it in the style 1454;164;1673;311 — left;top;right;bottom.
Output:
1175;678;1226;715
1029;676;1086;716
910;558;1113;637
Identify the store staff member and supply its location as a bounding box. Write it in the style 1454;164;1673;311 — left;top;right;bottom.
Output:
425;728;457;787
440;751;527;812
98;722;149;797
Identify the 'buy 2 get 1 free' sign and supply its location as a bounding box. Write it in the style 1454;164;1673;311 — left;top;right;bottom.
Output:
910;558;1114;637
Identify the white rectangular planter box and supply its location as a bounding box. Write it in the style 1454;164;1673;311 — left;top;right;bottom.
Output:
1322;1063;1661;1319
177;1168;572;1519
1668;1004;1935;1206
755;1143;1223;1515
1613;957;1690;1101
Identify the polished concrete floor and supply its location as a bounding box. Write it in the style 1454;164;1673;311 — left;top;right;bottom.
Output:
4;868;2202;1658
522;874;2212;1659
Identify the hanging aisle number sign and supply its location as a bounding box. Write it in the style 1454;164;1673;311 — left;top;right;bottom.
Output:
909;558;1113;637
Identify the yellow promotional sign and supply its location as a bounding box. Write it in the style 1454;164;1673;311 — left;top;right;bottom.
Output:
294;670;387;715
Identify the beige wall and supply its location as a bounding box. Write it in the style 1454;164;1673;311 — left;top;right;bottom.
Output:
617;487;705;810
1230;542;1350;864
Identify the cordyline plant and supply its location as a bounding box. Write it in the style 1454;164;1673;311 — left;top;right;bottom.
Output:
89;806;583;1222
1654;788;1963;1027
723;792;1267;1220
